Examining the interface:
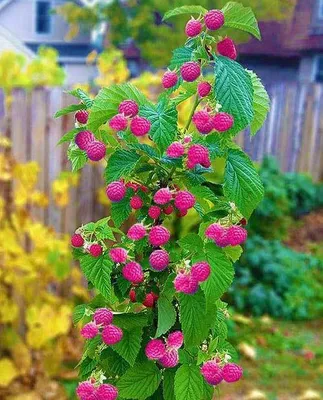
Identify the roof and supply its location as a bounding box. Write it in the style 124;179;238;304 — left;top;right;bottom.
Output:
0;23;34;58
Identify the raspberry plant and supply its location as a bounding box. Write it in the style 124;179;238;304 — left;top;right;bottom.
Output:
55;3;269;399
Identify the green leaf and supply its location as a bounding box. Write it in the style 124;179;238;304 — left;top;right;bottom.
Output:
163;370;176;400
174;365;204;400
223;245;243;262
117;361;162;399
188;185;218;205
112;327;143;366
163;6;207;20
222;2;261;40
78;357;98;380
202;381;214;400
214;56;254;135
141;102;178;153
105;149;140;183
178;233;204;254
57;128;82;145
67;146;87;172
111;189;132;228
80;255;112;298
224;148;264;218
72;304;87;325
54;103;85;118
129;143;159;159
169;47;193;70
247;70;270;136
155;294;176;337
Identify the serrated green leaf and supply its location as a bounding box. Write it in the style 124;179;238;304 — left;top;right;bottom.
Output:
129;143;159;159
113;312;148;330
78;357;98;380
67;146;87;172
72;304;87;325
188;185;218;205
80;255;112;298
111;189;132;228
100;347;129;376
223;245;243;262
105;149;141;183
177;233;204;254
57;128;82;145
163;369;176;400
169;46;193;70
163;5;207;20
174;365;204;400
155;295;176;337
112;327;143;366
213;320;228;338
224;148;264;218
202;381;214;400
54;103;85;118
222;2;261;40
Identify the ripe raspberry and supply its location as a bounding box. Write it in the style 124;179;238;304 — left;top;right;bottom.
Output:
89;244;103;257
75;130;94;150
227;225;247;246
130;116;151;136
143;292;156;308
149;249;170;271
106;181;126;202
86;140;106;161
198;82;212;97
127;223;146;240
187;144;211;169
102;324;123;345
185;18;202;37
174;190;196;212
178;209;188;217
222;363;243;383
145;339;166;360
148;205;161;220
81;322;99;339
118;100;139;117
166;142;185;158
162;70;178;89
191;261;211;283
149;225;170;247
96;384;118;400
122;261;144;284
201;361;224;385
204;9;225;30
109;247;128;263
93;308;113;326
71;233;84;248
76;381;95;400
174;271;199;295
167;331;184;349
75;110;89;125
129;289;136;302
212;112;234;132
217;38;237;60
192;110;213;134
163;205;174;215
205;223;230;247
180;62;201;82
159;349;179;368
130;195;143;210
109;114;128;131
153;188;172;205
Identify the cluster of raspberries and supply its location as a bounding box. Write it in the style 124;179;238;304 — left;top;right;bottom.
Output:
80;308;123;346
166;141;211;170
193;109;234;134
105;180;148;210
71;233;103;258
76;380;118;400
148;187;196;217
74;129;106;162
205;223;247;247
174;262;211;294
108;99;151;137
129;288;159;308
201;360;243;386
145;331;184;368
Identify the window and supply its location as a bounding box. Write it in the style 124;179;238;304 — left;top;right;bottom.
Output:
315;55;323;82
35;1;51;34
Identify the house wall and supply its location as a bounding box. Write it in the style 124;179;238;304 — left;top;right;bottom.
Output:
63;63;97;85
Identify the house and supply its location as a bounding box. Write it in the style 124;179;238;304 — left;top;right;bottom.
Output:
0;0;96;84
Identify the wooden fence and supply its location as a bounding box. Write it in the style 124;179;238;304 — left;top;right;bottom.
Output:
0;83;322;233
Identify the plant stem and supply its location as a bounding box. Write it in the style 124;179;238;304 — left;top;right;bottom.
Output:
183;94;200;133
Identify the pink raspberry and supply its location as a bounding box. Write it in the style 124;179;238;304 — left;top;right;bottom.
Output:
162;70;178;89
178;209;188;217
109;114;128;131
118;100;139;117
183;136;192;144
185;18;202;37
166;142;185;158
174;191;196;212
143;292;156;308
127;223;146;240
149;225;170;247
75;130;94;150
130;195;143;210
93;308;113;326
89;244;103;257
204;10;225;30
75;110;89;125
148;205;161;220
163;205;174;215
174;271;199;294
145;339;166;360
130;116;151;136
71;233;84;248
76;381;95;400
106;181;126;202
122;261;144;284
198;81;212;97
153;188;172;205
180;61;201;82
86;141;106;161
102;324;123;345
212;112;234;132
109;247;128;263
205;223;230;247
96;384;118;400
159;349;179;368
217;38;237;60
129;289;136;302
81;322;99;339
192;110;213;134
167;331;184;349
187;144;211;169
126;181;140;192
222;363;243;383
227;225;247;246
191;262;211;283
201;361;224;385
149;249;170;271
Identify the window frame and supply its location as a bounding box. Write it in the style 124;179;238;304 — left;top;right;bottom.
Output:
34;0;52;35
